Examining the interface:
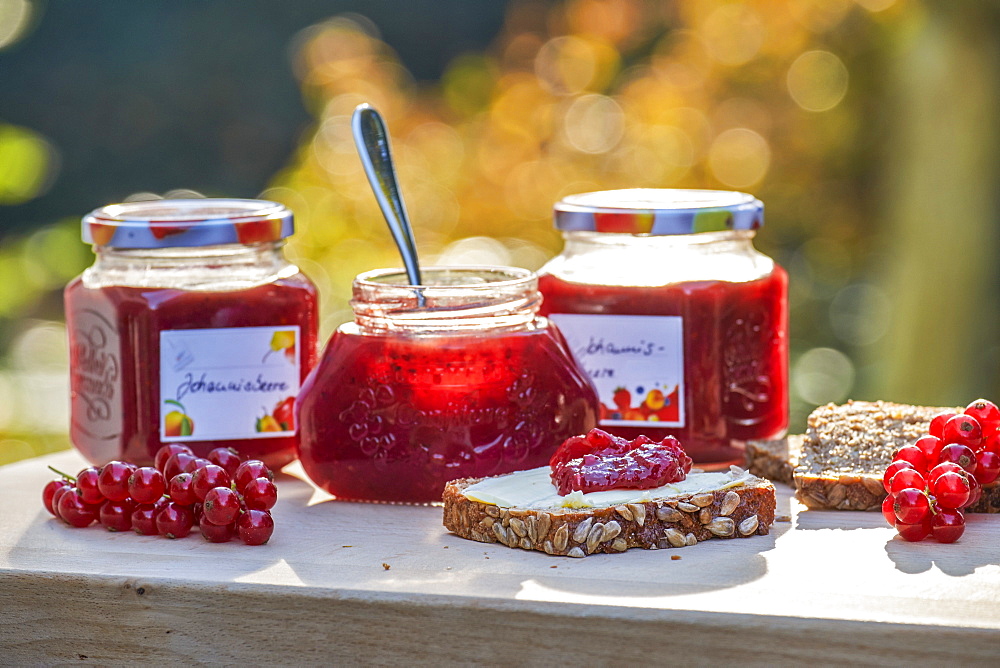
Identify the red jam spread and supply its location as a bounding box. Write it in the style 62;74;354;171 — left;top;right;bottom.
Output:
65;276;317;468
549;428;692;495
296;326;599;503
539;268;789;464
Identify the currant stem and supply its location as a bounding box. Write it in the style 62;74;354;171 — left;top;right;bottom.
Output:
47;465;77;482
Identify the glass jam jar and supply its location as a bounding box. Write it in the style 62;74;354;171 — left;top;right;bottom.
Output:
296;266;600;503
538;189;788;467
65;199;318;469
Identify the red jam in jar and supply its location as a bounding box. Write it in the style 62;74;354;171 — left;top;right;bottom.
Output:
296;266;600;503
538;189;788;467
65;199;318;468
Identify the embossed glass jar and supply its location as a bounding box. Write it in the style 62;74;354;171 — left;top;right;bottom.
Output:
65;199;318;469
296;266;600;503
538;189;788;467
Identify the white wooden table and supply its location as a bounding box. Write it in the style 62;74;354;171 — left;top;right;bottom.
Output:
2;450;999;665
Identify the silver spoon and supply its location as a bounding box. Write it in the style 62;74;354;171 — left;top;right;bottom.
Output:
352;103;423;289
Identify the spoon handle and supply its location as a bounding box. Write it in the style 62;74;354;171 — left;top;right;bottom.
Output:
352;103;422;287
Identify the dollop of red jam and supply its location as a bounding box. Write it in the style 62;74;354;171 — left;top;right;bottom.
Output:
549;428;693;495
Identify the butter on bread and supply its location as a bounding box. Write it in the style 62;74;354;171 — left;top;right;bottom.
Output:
442;466;775;557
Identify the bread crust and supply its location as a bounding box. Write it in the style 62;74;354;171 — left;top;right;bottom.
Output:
443;474;776;557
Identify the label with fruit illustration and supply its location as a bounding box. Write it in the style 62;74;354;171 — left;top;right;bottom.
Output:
159;326;300;441
549;314;684;428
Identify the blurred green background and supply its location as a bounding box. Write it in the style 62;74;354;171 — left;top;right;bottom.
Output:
2;0;1000;465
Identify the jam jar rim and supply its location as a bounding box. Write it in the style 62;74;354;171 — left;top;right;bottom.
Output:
351;265;541;333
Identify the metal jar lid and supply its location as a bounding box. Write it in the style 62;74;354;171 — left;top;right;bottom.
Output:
553;188;763;235
82;198;294;248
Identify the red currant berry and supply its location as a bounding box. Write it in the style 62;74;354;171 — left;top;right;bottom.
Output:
893;488;930;524
938;443;977;475
235;460;273;492
167;472;198;506
930;471;971;509
156;502;195;539
942;414;983;449
199;516;236;543
928;461;965;481
913;435;943;465
189;457;212;473
128;466;166;504
889;468;926;495
983;433;1000;456
881;494;897;527
76;467;105;505
98;461;136;502
895;518;932;542
207;447;242;478
975;449;1000;485
237;509;274;545
155;443;193;472
928;412;955;439
43;479;73;516
191;464;231;502
163;452;199;482
99;499;135;532
57;489;99;528
965;474;982;509
50;485;72;520
964;398;1000;436
883;460;916;493
892;445;928;473
243;478;278;511
202;486;242;525
131;503;161;535
931;508;966;543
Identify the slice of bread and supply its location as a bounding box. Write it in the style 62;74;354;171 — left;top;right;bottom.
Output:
794;400;1000;512
794;401;953;510
443;467;776;557
746;435;803;484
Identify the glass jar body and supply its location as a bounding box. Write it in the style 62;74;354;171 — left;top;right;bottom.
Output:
296;267;600;503
65;242;318;468
538;231;788;467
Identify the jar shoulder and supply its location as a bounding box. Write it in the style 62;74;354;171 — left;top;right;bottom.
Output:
540;240;777;286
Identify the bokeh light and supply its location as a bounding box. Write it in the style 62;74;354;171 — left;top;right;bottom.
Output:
0;124;59;204
0;0;32;50
787;50;850;112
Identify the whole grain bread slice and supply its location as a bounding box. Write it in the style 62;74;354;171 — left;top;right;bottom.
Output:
793;400;959;511
443;470;776;557
746;435;803;484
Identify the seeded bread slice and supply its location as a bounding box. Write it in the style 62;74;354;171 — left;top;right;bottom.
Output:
793;400;956;511
443;471;775;557
746;435;803;484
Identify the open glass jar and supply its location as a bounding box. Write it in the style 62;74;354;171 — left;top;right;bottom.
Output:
65;199;318;468
538;189;788;467
296;266;600;503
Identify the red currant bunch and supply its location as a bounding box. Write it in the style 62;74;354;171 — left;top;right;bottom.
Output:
43;445;277;546
881;398;1000;543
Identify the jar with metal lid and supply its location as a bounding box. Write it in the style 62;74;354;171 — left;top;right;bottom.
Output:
296;266;600;503
65;199;318;469
537;189;788;467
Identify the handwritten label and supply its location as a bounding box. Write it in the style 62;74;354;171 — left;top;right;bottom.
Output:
550;314;685;428
159;326;300;441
